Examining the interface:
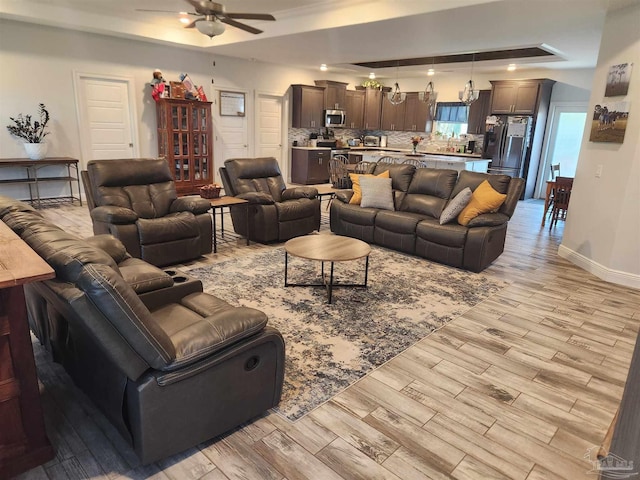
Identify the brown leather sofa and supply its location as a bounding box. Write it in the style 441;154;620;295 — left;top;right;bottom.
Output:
0;196;285;464
330;164;524;272
84;158;212;266
219;157;321;243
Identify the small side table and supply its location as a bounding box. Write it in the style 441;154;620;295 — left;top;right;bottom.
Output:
208;196;250;253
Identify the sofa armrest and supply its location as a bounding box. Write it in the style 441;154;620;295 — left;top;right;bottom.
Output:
237;192;275;205
467;212;509;228
282;187;318;200
90;205;138;224
170;196;211;215
84;234;130;263
334;190;354;203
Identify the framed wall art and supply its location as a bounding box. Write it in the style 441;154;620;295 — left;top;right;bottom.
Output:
589;100;630;144
605;63;633;97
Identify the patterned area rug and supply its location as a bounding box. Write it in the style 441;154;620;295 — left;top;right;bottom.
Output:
186;244;506;420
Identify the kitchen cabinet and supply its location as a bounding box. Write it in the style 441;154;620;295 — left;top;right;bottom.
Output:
348;152;363;164
291;85;324;128
381;93;406;131
489;79;552;115
345;90;365;129
314;80;348;110
467;90;491;134
156;98;213;196
291;148;330;184
403;92;430;132
362;87;383;130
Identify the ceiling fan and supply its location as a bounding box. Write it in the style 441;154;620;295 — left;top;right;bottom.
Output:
137;0;275;38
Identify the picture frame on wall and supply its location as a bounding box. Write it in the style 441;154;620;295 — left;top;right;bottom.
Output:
589;100;630;144
605;63;633;97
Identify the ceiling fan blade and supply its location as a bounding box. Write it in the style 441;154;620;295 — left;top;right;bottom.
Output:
220;17;262;34
136;9;192;14
225;13;275;21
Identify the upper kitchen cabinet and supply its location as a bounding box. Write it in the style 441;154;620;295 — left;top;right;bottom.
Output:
404;92;431;132
345;90;365;129
362;87;383;130
381;93;406;131
467;90;491;134
489;79;555;115
291;85;324;128
314;80;348;110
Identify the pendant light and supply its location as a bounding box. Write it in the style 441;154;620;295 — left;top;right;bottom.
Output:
419;58;438;116
459;53;479;105
387;64;406;105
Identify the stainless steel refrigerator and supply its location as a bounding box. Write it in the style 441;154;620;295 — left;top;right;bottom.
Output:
483;116;531;178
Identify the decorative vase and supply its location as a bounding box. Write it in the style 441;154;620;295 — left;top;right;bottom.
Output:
24;143;48;160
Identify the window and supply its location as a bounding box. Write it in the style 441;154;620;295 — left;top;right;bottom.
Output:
434;102;469;137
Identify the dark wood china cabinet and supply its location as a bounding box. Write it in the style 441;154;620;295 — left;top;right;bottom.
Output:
156;99;213;196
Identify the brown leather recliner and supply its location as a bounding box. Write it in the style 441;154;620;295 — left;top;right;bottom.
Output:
220;157;321;243
85;158;212;266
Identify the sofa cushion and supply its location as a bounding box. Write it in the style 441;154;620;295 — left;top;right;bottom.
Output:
451;170;511;198
137;212;199;245
375;211;427;234
360;176;395;210
440;187;472;225
338;203;379;225
349;170;390;205
401;169;458;218
153;292;268;366
458;180;507;226
118;257;174;294
373;163;415;192
416;217;468;248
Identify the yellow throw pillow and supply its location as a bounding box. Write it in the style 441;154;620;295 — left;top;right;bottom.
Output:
349;170;390;205
457;180;507;226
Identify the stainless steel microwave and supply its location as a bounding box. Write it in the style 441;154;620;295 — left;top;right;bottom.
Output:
324;109;346;128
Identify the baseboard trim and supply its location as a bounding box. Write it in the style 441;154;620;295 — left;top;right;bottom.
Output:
558;245;640;289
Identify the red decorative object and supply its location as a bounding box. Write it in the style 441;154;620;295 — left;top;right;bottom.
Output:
200;184;221;199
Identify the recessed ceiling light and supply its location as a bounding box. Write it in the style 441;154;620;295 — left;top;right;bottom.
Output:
427;68;435;76
179;17;190;24
507;63;517;71
369;72;376;79
320;64;328;71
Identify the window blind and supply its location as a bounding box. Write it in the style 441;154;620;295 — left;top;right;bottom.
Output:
435;102;469;122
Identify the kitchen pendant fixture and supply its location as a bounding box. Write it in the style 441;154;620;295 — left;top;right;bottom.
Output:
459;53;479;105
419;81;438;117
387;65;406;105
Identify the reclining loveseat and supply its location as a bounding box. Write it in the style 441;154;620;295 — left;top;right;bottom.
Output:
330;164;524;272
0;196;285;464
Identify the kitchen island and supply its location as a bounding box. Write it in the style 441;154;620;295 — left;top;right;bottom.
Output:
349;148;489;173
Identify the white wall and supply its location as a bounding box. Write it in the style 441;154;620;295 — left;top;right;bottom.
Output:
559;3;640;288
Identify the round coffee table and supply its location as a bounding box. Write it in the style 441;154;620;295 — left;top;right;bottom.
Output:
284;234;371;304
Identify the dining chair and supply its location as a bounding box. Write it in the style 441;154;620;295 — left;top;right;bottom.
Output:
549;176;573;229
353;161;376;174
403;158;428;168
328;155;350;189
550;163;561;180
377;156;396;165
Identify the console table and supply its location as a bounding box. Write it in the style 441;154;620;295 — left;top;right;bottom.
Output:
0;221;55;478
0;157;82;208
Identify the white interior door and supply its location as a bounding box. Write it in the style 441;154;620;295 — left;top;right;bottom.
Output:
535;102;587;198
74;73;138;162
212;88;248;183
255;93;284;177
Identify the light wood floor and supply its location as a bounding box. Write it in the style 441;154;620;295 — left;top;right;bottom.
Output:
15;199;640;480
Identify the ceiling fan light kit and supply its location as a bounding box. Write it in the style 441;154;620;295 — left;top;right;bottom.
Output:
196;17;226;37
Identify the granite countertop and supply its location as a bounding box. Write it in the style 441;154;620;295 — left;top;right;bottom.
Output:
347;146;482;158
291;146;332;150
